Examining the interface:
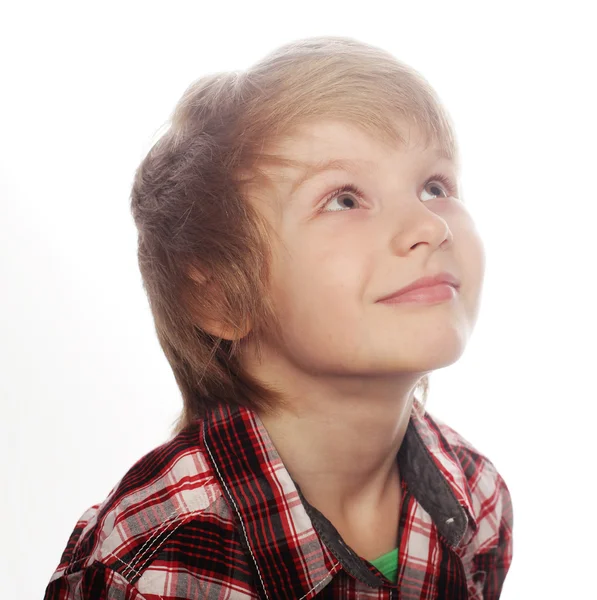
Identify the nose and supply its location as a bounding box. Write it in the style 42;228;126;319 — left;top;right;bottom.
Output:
389;201;453;256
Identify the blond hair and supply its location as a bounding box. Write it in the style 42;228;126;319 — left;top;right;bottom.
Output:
130;36;456;435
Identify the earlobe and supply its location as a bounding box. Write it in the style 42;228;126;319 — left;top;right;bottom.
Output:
201;317;252;342
187;264;209;286
186;264;252;341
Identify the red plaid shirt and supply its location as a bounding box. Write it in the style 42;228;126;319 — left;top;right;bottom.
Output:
44;403;513;599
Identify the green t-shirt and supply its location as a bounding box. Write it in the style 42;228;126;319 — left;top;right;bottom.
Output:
369;548;398;583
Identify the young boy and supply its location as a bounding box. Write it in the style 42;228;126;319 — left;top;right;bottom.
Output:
45;37;513;599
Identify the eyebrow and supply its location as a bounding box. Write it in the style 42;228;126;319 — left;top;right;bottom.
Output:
288;158;369;196
288;149;452;196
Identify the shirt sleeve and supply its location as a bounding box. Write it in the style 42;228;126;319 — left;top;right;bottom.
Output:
44;562;149;600
43;503;148;600
475;473;514;599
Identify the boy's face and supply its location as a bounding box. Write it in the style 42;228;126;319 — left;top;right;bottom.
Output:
247;120;485;379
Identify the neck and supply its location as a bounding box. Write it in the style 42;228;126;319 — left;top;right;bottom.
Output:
248;349;419;522
260;396;411;515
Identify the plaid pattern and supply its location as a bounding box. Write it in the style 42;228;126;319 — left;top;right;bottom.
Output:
44;403;513;599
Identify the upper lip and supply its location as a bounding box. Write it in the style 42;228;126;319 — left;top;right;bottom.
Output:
377;272;460;302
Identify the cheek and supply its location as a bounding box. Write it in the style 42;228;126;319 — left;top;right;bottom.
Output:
446;204;485;272
462;221;485;283
453;219;486;318
269;228;368;320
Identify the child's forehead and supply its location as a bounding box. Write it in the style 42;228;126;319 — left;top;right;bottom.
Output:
256;120;453;184
272;119;426;155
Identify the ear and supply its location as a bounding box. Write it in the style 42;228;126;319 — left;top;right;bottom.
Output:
186;265;252;341
201;316;252;342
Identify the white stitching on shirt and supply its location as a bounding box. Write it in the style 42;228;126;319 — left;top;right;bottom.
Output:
203;420;271;600
133;511;202;575
121;510;180;579
298;561;342;600
107;555;166;600
120;508;203;580
107;552;144;580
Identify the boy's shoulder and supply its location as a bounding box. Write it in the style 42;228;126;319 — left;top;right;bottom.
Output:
420;409;513;553
46;420;232;595
425;409;508;488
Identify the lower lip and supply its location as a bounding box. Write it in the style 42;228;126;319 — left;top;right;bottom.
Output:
379;284;458;305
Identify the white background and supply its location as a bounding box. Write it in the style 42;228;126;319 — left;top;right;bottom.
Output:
2;1;595;598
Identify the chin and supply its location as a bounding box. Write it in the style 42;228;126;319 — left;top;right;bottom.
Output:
385;332;469;372
417;348;465;371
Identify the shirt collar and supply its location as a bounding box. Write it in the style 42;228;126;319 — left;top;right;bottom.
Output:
202;402;477;598
399;407;478;546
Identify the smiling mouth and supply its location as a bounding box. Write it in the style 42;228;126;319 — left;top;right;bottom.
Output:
377;283;458;305
376;272;461;304
379;283;458;304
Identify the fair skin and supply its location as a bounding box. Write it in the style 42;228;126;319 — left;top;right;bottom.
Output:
238;119;485;561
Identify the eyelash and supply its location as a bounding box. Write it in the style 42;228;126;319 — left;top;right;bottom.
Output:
425;173;458;198
320;173;457;212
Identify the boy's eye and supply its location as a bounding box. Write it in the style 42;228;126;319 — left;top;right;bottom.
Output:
421;182;448;201
421;174;456;201
321;184;365;213
320;174;456;213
